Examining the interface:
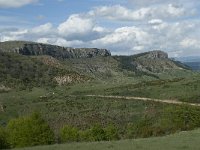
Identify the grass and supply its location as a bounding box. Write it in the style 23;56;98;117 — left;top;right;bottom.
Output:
13;128;200;150
1;73;200;145
71;74;200;103
1;73;200;129
0;86;161;129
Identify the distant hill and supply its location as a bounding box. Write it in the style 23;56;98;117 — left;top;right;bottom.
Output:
175;56;200;62
0;41;193;89
183;62;200;71
174;56;200;70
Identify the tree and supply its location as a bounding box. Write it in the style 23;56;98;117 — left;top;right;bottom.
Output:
7;112;55;148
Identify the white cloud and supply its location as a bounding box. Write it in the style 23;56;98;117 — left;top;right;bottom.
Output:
180;38;200;48
0;29;28;41
0;0;38;8
92;26;108;33
148;19;163;25
31;23;54;35
57;14;109;41
1;18;200;57
89;4;194;21
148;19;168;30
167;4;184;17
89;5;150;21
92;26;151;53
36;38;84;47
58;14;95;39
1;1;200;57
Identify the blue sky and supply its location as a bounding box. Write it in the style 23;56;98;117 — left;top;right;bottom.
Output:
0;0;200;57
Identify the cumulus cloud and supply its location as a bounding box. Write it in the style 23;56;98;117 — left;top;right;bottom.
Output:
36;38;84;47
180;38;200;48
1;1;200;57
1;17;200;57
58;14;95;39
0;29;28;41
30;23;54;36
57;14;109;41
89;4;192;21
0;0;38;8
92;26;151;54
148;19;168;30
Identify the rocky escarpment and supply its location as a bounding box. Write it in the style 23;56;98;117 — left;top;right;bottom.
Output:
142;50;168;59
132;50;184;72
0;41;111;59
115;50;188;76
133;50;168;59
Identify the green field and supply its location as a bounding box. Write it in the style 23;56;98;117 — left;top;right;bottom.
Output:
14;129;200;150
72;74;200;103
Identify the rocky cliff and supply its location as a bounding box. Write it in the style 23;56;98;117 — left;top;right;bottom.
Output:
0;41;111;59
143;50;168;59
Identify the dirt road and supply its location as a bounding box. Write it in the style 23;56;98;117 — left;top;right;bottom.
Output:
84;95;200;107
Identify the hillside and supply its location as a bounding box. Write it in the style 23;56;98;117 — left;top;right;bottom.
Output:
113;51;190;78
0;41;192;87
0;51;88;90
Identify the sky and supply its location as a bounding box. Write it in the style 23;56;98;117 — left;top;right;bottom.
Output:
0;0;200;57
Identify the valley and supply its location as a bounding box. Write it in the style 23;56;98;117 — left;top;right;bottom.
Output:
0;41;200;149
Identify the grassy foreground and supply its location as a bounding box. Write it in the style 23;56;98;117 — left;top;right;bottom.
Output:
14;129;200;150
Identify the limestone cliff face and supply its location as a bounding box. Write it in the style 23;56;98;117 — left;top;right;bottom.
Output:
0;41;111;59
132;50;181;73
144;50;168;59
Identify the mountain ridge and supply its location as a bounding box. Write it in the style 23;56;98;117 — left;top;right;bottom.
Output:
0;41;193;89
0;41;111;59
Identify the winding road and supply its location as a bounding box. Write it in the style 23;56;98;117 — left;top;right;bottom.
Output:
84;95;200;107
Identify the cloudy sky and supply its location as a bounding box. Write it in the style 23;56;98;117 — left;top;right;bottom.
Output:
0;0;200;57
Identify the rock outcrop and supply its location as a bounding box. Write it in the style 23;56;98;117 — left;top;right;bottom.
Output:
131;50;182;73
0;41;111;59
141;50;168;59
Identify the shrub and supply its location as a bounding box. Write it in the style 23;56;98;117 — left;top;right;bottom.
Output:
89;124;107;141
161;106;200;131
0;127;9;149
104;124;119;141
60;125;79;142
7;112;55;148
125;118;155;138
79;130;92;142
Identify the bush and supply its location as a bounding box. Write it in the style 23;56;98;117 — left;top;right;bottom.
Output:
104;124;119;141
125;106;200;139
0;127;9;149
7;112;55;148
60;125;79;142
79;130;92;142
60;124;119;142
126;118;157;138
77;124;108;142
161;106;200;131
89;124;107;141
